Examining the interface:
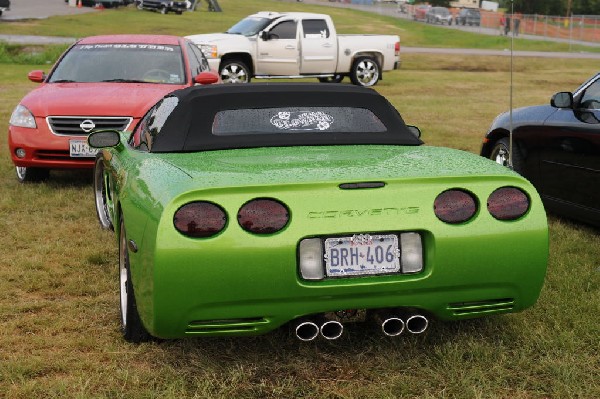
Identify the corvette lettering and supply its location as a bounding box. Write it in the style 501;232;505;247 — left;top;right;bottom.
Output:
308;207;419;219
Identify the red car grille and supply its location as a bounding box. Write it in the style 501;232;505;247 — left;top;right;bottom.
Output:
47;116;132;136
35;150;72;160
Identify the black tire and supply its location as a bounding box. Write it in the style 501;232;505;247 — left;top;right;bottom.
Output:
318;74;344;83
119;216;151;343
489;137;524;174
94;154;114;231
15;166;49;183
160;6;168;14
349;56;380;87
219;59;251;84
136;1;143;10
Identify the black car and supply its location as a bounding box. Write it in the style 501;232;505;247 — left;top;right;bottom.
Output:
0;0;10;17
455;8;481;26
136;0;187;14
481;73;600;227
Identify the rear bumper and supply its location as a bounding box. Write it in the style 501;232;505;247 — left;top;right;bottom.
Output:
137;223;548;338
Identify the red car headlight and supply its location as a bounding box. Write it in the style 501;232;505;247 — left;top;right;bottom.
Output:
487;187;530;220
174;201;227;238
238;198;290;234
434;189;478;224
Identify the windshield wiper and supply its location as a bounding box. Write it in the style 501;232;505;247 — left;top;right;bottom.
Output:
102;79;147;83
52;79;76;83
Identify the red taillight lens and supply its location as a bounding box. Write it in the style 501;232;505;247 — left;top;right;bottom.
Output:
434;189;478;224
238;198;290;234
487;187;530;220
173;202;227;238
394;41;400;56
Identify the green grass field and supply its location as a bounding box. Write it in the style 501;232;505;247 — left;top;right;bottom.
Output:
1;1;599;398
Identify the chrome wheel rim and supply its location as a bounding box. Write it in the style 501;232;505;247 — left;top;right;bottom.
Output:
94;158;112;229
493;146;510;167
15;166;26;181
220;64;248;83
355;60;379;86
119;223;128;328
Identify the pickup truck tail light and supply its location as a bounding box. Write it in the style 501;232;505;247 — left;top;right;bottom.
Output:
174;201;227;238
434;189;478;224
395;42;400;56
238;198;290;234
487;187;530;220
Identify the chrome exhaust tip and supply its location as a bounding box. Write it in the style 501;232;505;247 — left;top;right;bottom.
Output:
294;319;320;342
381;316;405;337
320;319;344;340
405;314;429;334
374;311;405;337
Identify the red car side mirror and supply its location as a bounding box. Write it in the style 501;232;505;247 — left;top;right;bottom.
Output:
194;71;220;85
28;70;45;83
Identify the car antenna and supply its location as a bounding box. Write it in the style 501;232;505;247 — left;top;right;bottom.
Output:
509;0;515;169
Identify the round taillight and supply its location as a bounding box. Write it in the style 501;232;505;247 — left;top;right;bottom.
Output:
434;189;478;224
173;202;227;238
487;187;530;220
238;198;290;234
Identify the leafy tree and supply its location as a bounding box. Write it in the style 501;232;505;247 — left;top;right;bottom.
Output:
510;0;564;14
428;0;451;6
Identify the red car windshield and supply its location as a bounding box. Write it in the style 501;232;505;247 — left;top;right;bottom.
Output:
49;43;186;84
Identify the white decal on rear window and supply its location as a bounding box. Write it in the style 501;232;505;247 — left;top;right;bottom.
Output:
270;111;334;131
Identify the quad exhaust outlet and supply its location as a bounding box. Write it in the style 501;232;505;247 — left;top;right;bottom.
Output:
293;310;429;341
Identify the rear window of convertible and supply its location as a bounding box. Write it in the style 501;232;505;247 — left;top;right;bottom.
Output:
212;107;387;136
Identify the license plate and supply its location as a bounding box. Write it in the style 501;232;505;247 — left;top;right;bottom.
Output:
324;234;400;277
69;139;98;158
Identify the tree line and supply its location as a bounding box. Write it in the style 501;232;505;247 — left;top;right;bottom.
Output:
427;0;600;16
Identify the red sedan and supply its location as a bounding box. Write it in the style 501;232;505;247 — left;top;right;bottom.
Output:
8;34;218;182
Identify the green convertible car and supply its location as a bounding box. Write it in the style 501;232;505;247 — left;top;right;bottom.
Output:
89;83;548;343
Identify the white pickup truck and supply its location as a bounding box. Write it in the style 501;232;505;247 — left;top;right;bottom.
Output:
186;12;400;87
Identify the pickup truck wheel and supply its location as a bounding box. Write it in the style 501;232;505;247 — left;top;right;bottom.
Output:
350;57;380;87
160;6;168;14
136;1;143;9
318;75;344;83
220;60;250;84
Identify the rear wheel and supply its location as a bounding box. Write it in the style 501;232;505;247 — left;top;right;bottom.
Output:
119;215;151;343
160;6;168;14
350;57;380;87
15;166;49;183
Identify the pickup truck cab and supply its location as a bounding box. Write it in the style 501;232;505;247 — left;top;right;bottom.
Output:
186;12;400;86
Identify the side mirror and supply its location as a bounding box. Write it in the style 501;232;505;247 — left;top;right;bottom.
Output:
407;125;422;139
27;70;45;83
551;92;573;108
88;130;121;149
260;31;269;41
194;70;220;85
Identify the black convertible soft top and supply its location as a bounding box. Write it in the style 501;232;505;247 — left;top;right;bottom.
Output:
151;83;423;152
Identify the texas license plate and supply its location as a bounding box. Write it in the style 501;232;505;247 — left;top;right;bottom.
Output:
69;139;98;158
324;234;400;277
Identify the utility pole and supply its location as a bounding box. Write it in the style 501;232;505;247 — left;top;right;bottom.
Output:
566;0;572;17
